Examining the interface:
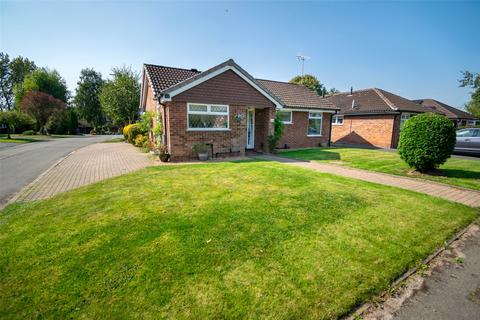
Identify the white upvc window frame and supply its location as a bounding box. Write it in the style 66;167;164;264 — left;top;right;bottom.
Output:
332;114;344;125
307;112;323;137
277;110;293;124
187;103;230;131
400;113;411;127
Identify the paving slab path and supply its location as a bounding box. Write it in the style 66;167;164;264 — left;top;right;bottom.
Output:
256;155;480;207
13;142;153;202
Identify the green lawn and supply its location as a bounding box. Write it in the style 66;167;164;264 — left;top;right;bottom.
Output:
0;134;79;143
280;147;480;190
0;161;477;319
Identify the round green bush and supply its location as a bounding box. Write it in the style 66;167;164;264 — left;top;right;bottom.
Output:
398;113;456;172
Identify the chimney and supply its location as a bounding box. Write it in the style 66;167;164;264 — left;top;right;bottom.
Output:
350;86;353;95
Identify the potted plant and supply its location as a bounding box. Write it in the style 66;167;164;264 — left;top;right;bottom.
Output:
192;143;209;161
159;144;170;162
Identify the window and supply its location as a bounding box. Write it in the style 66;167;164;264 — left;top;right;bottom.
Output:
277;110;292;124
187;103;229;130
456;128;476;137
308;112;322;136
467;120;480;126
332;115;344;125
400;113;411;127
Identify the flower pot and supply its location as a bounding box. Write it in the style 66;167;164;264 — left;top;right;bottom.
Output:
198;152;209;161
159;153;170;162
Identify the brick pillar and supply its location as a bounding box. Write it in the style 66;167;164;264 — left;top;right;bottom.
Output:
265;107;275;153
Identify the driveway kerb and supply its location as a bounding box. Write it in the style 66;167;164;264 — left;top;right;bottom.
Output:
3;149;76;209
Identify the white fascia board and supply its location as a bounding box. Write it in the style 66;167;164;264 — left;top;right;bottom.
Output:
282;108;337;113
162;65;283;108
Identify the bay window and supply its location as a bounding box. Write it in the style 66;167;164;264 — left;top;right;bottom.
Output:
187;103;229;130
308;112;322;136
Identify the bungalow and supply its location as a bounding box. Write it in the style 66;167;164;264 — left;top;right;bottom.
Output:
327;88;430;149
413;98;480;127
140;59;338;161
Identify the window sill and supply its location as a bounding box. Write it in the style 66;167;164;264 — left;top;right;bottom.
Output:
187;128;231;132
307;134;322;137
282;122;293;125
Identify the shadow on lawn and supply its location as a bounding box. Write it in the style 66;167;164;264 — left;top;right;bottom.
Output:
439;168;480;180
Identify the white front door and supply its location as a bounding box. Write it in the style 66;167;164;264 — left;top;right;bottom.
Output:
246;108;255;149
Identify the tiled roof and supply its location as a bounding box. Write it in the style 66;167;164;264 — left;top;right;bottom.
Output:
413;99;477;120
256;79;338;110
327;88;430;114
143;61;337;110
144;64;200;96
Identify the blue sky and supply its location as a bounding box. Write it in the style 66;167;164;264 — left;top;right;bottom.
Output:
1;1;479;108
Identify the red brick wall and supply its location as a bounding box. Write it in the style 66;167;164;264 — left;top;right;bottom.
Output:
167;101;249;161
390;115;401;148
331;114;395;149
174;70;274;108
278;111;332;149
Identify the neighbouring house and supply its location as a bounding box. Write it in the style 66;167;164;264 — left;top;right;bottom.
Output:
140;59;338;161
413;98;480;127
327;88;432;149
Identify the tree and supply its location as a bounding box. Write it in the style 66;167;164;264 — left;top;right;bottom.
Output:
15;68;68;106
289;74;325;95
0;53;12;110
74;68;105;129
99;66;140;126
46;107;78;135
459;70;480;118
328;88;340;95
398;113;456;172
0;53;36;110
0;110;35;139
20;91;66;134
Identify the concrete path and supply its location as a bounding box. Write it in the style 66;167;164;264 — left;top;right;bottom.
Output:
392;224;480;320
13;142;153;202
0;135;111;206
257;155;480;207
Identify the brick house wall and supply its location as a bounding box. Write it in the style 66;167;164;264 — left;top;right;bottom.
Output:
278;111;332;149
163;70;276;161
331;114;396;149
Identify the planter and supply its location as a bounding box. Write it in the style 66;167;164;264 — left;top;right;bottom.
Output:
198;152;209;161
159;153;170;162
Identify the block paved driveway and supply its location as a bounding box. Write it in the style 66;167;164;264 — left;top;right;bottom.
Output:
0;135;109;206
14;142;153;202
257;155;480;207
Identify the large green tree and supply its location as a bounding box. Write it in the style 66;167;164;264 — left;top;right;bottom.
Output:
100;66;140;126
459;70;480;118
289;74;325;95
74;68;105;129
0;53;36;110
15;68;68;106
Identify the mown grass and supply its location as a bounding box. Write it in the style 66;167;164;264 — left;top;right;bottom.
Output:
280;147;480;190
0;161;477;319
102;137;124;143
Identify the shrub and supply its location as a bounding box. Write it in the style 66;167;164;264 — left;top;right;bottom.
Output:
22;130;35;135
122;124;134;139
134;134;148;148
192;143;209;154
267;114;284;152
127;123;146;144
398;113;456;172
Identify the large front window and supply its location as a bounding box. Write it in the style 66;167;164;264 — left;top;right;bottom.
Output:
187;103;229;130
308;112;322;136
